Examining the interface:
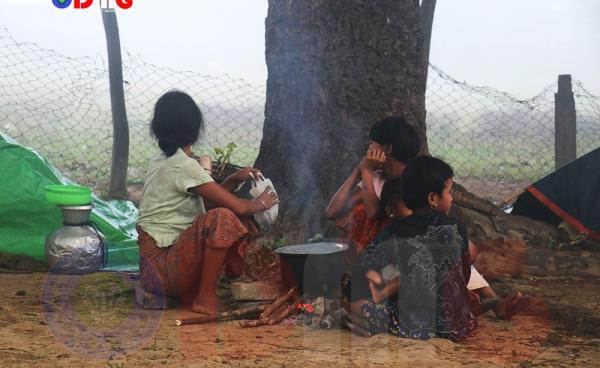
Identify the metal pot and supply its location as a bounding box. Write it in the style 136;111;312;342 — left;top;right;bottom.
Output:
60;205;93;226
275;242;348;298
45;204;106;274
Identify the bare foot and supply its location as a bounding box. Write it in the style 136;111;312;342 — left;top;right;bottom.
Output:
191;296;219;316
496;292;531;320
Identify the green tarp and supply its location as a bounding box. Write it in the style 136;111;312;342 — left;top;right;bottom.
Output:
0;134;139;271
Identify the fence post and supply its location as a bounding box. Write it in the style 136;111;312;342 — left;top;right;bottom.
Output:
554;74;576;169
102;8;129;199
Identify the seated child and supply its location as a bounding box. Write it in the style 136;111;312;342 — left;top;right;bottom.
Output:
340;177;409;316
357;156;476;341
326;117;421;252
373;178;530;321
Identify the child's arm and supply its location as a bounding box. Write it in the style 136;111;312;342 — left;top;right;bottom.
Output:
468;240;478;265
360;148;386;220
325;165;363;220
365;270;400;304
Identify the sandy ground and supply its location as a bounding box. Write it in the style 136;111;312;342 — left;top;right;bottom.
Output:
1;250;599;368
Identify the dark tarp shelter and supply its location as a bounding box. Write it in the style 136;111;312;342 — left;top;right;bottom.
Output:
512;147;600;240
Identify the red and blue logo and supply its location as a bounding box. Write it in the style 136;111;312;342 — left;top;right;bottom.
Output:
52;0;72;8
52;0;133;9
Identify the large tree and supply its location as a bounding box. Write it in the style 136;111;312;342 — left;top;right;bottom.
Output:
255;0;437;241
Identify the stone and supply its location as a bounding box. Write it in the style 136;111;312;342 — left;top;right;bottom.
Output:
231;281;283;301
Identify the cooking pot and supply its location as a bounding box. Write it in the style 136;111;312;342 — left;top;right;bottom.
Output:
275;242;349;298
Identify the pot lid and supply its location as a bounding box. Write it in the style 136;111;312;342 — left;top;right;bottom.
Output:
275;242;348;255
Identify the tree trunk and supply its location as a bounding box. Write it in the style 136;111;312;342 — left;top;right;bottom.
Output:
102;8;129;200
255;0;428;241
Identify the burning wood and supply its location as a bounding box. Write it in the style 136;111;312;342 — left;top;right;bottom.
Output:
175;285;371;338
268;296;301;325
239;288;299;328
175;304;267;326
258;287;297;319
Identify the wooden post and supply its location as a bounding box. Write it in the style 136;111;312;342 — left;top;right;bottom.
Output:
554;74;576;169
102;8;129;199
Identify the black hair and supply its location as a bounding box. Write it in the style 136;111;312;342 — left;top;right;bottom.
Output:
150;90;204;157
380;177;404;208
368;117;421;163
402;156;454;211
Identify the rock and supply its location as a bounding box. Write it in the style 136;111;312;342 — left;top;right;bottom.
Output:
474;237;528;278
231;281;283;301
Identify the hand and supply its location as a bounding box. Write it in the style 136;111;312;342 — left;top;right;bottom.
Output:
255;186;279;211
234;167;262;183
365;270;383;286
361;148;386;172
365;270;385;303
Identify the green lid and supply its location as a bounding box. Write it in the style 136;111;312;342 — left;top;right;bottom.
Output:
45;184;92;206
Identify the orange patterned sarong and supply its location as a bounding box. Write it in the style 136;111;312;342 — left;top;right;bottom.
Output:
137;207;256;304
335;203;390;253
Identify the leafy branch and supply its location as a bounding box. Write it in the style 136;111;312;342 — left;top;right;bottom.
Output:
213;142;237;175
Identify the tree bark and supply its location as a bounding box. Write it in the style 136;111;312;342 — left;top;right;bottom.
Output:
420;0;437;90
102;8;129;199
255;0;428;241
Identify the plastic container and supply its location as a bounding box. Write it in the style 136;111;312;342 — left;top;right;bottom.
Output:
45;184;92;206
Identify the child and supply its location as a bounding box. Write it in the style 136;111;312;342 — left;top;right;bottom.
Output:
374;177;530;321
137;91;278;316
326;117;421;251
358;156;476;341
340;178;409;318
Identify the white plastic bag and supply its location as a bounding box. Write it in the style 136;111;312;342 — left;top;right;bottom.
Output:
248;173;278;231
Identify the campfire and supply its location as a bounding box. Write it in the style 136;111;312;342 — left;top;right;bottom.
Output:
174;241;371;336
174;287;371;337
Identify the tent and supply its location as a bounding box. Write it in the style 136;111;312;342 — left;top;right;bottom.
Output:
0;134;139;270
512;147;600;240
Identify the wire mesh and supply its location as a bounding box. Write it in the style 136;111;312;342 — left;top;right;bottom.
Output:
1;27;599;202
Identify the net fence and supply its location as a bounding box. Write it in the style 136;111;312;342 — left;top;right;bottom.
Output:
1;27;599;202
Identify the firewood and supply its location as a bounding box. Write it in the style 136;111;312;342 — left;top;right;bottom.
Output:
264;303;288;322
175;304;266;326
259;287;297;319
340;316;371;337
239;318;269;328
268;297;301;325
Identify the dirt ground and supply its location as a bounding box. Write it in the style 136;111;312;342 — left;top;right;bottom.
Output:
1;243;599;368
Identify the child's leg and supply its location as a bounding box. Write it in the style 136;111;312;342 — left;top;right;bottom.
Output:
474;287;531;320
475;286;497;300
495;292;531;320
342;296;369;317
224;242;244;277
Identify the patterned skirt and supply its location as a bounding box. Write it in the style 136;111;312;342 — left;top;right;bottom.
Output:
137;208;256;304
361;300;477;341
335;203;390;253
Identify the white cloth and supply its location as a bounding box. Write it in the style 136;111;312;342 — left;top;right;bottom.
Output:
467;266;490;290
357;170;386;199
249;173;278;231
